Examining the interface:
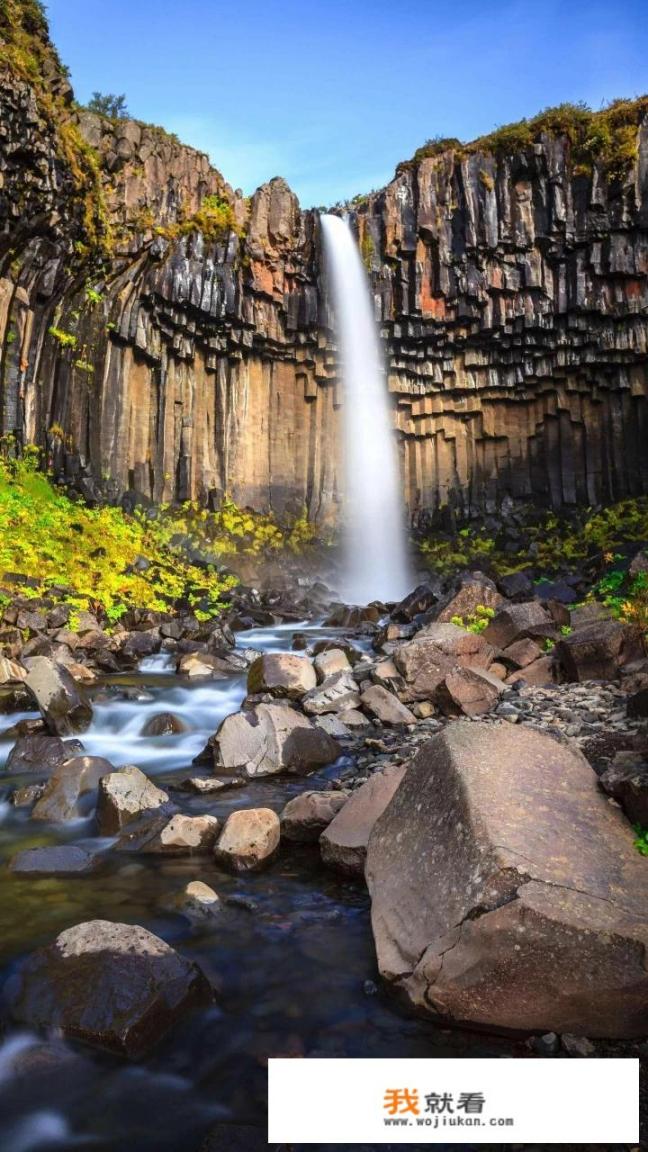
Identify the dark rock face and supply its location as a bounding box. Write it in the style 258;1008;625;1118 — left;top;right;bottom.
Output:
1;13;647;522
366;722;648;1038
5;734;84;775
9;845;101;876
9;920;208;1056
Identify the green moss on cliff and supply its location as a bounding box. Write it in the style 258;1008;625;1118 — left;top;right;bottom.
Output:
402;96;648;181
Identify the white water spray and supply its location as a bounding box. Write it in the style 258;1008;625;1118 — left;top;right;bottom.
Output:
321;214;411;604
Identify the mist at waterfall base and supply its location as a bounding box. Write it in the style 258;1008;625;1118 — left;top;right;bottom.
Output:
320;214;412;605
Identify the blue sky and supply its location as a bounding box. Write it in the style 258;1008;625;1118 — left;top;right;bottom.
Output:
46;0;648;208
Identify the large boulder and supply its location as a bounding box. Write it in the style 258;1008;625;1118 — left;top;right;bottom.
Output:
360;684;416;726
5;734;84;775
393;640;456;701
9;920;207;1056
413;622;495;669
435;666;504;717
31;756;114;822
247;653;316;699
555;619;643;682
391;583;440;622
212;703;339;777
483;601;553;649
301;671;361;715
96;766;172;835
435;574;503;624
366;722;648;1038
280;790;350;842
214;808;280;871
23;657;92;736
313;648;350;682
320;765;406;876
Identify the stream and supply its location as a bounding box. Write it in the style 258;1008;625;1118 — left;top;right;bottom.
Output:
0;621;520;1151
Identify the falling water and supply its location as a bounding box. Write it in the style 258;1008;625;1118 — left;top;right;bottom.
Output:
321;214;411;604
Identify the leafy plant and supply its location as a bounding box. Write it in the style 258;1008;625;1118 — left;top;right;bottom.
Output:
48;326;78;349
633;826;648;857
450;605;495;634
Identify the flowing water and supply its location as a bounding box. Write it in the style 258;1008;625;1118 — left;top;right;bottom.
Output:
0;625;518;1151
320;214;412;605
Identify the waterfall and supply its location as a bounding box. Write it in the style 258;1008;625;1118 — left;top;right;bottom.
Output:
321;214;411;604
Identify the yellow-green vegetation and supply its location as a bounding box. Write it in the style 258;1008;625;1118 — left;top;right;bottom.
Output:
450;604;495;634
167;496;318;558
179;194;239;242
420;498;648;576
402;97;648;181
0;0;110;257
0;450;322;623
0;449;237;623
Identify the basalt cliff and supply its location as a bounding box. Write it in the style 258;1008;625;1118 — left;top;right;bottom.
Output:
1;2;648;527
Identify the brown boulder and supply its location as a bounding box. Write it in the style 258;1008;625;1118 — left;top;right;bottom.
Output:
393;640;456;701
360;684;416;726
320;765;406;876
599;752;648;826
483;601;553;649
212;703;339;777
366;722;648;1037
280;790;350;842
214;808;280;871
32;756;114;822
436;666;504;716
24;657;92;736
414;622;495;669
5;734;84;775
435;575;503;624
555;619;643;682
247;653;316;699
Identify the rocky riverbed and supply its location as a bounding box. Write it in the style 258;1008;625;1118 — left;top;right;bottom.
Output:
0;567;647;1150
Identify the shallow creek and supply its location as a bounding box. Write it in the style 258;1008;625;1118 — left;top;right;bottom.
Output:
0;622;519;1151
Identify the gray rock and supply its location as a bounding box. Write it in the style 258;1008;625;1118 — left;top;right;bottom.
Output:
9;845;101;876
24;657;92;736
9;920;207;1056
302;671;361;715
31;756;114;822
212;703;340;777
313;648;351;682
5;734;84;776
280;790;350;842
97;766;172;835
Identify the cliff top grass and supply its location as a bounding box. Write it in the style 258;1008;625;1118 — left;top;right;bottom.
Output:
399;96;648;180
